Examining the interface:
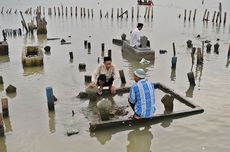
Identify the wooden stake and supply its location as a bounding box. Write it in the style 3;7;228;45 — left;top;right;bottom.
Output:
203;9;207;21
137;6;139;18
216;12;219;23
1;98;9;117
111;8;114;18
144;7;148;18
117;8;119;18
206;11;209;21
91;9;93;17
61;5;64;16
131;7;134;19
87;9;90;17
71;7;73;16
54;7;56;16
184;9;187;21
151;7;153;19
223;12;227;25
75;6;77;16
119;70;126;84
100;9;102;18
219;2;222;23
46;87;55;111
227;44;230;60
212;11;216;22
188;10;191;21
66;6;68;16
147;7;150;19
58;7;60;16
187;72;196;86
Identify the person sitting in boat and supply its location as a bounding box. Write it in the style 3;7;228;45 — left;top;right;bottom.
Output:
89;56;119;95
130;23;150;48
128;68;156;119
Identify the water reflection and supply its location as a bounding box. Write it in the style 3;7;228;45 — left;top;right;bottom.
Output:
0;84;4;92
195;64;203;86
37;34;47;45
6;92;17;99
0;137;7;152
170;68;176;81
127;126;153;152
185;85;195;98
23;66;44;76
4;117;13;133
0;56;10;63
48;111;56;133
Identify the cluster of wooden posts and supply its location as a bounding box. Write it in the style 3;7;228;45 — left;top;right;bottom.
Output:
183;3;227;25
1;5;154;20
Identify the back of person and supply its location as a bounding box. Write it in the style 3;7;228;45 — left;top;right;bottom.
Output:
130;79;156;118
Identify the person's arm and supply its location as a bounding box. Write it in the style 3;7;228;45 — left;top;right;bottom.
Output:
129;86;136;104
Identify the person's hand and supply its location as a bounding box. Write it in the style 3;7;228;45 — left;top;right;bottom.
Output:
110;86;116;95
89;82;97;88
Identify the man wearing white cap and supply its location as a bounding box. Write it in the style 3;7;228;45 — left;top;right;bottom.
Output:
129;68;156;118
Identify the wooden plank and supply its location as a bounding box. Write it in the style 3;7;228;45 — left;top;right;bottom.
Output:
89;107;204;132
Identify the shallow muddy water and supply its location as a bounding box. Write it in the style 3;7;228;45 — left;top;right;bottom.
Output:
0;0;230;151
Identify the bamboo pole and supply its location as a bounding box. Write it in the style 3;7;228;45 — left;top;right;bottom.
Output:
212;11;216;22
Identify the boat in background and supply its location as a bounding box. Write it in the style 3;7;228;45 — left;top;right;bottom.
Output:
137;0;154;6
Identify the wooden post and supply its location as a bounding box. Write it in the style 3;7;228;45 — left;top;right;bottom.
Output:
0;113;4;137
65;6;67;16
216;12;219;23
184;9;187;21
70;7;73;16
227;44;230;60
121;8;123;18
188;10;191;21
20;11;29;33
119;70;126;84
46;87;55;111
111;8;114;18
84;75;92;83
54;7;56;16
214;43;219;54
151;7;153;19
43;7;45;16
75;6;77;16
1;7;4;14
69;52;73;60
88;42;91;50
61;5;64;16
100;9;102;18
171;43;177;69
144;7;148;18
205;43;211;54
84;40;87;48
212;11;216;22
87;9;90;17
80;8;82;17
108;49;112;57
203;9;207;21
0;76;3;85
58;7;60;16
197;48;202;64
206;11;209;21
131;7;134;19
219;2;222;23
91;9;93;17
187;72;196;86
191;47;196;64
1;98;9;117
147;7;150;19
117;8;119;18
161;94;174;113
126;10;128;18
137;6;139;19
201;41;204;61
223;12;227;25
83;8;86;17
101;43;105;52
79;63;86;70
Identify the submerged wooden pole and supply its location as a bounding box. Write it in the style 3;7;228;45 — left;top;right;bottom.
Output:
58;7;60;16
70;7;73;16
54;7;56;16
100;9;102;18
227;44;230;60
188;10;191;21
87;9;90;17
131;7;134;19
46;87;55;111
137;6;139;19
219;2;222;23
151;7;153;19
144;7;148;18
206;11;209;21
117;8;119;18
212;11;216;22
75;6;77;16
147;7;150;19
0;113;4;137
108;49;112;57
216;12;219;23
61;5;64;16
69;52;73;60
187;72;196;86
223;12;227;25
65;6;68;16
203;9;207;21
111;8;114;18
1;98;9;117
184;9;187;21
91;9;93;17
171;43;177;69
119;70;126;84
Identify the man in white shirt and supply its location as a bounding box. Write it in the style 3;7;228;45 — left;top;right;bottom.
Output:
130;23;143;47
90;56;119;95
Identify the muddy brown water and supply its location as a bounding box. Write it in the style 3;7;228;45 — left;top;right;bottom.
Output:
0;0;230;151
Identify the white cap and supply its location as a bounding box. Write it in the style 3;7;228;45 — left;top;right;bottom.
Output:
134;68;145;79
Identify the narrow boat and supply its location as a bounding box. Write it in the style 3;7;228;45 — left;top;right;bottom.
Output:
87;83;204;132
22;46;43;67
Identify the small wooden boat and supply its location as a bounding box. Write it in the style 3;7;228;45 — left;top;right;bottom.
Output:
137;0;154;6
88;83;204;132
22;46;43;67
122;40;155;60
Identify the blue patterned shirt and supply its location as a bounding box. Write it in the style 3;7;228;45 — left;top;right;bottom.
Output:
129;79;156;118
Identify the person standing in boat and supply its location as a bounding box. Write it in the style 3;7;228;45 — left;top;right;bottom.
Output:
89;56;119;95
130;23;150;48
128;68;156;119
